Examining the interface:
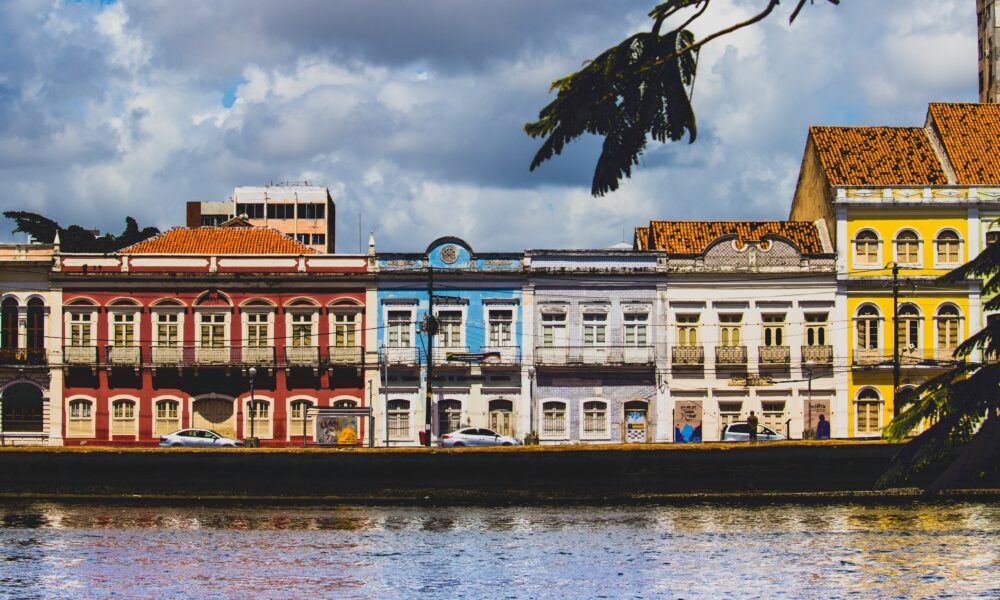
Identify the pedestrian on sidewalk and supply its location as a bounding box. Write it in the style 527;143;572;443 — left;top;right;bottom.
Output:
747;411;759;443
816;414;831;440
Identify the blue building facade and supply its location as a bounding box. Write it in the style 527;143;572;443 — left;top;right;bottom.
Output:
375;237;526;445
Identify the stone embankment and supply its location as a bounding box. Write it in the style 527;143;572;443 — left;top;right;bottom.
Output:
0;441;995;504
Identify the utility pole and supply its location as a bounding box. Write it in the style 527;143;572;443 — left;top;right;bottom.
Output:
422;266;437;447
890;261;901;415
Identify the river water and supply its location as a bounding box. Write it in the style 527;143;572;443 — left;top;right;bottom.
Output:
0;501;995;599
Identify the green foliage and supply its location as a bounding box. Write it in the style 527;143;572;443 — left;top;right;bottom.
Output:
4;211;159;253
525;0;840;196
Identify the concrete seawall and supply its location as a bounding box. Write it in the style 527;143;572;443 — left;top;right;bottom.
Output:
7;441;987;503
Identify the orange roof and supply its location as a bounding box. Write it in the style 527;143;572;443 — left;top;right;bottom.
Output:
809;126;948;186
643;221;825;254
928;102;1000;184
121;227;318;255
633;226;650;250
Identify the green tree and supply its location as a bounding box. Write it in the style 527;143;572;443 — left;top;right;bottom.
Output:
525;0;839;196
4;211;159;253
879;241;1000;493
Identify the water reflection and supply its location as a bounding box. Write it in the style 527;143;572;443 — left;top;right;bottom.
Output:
0;502;995;599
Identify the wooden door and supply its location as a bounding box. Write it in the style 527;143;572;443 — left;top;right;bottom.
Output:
192;398;235;438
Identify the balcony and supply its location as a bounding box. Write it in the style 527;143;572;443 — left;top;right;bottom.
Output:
854;348;883;366
758;345;790;365
715;345;747;365
433;346;471;365
533;346;654;366
285;345;321;368
936;348;959;364
106;345;141;368
383;346;420;366
0;348;47;366
242;345;276;367
328;345;364;366
196;345;234;366
801;345;833;364
482;346;521;365
63;345;98;366
151;345;184;369
672;345;705;366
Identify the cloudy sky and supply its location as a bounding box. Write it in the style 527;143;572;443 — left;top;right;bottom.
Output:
0;0;978;251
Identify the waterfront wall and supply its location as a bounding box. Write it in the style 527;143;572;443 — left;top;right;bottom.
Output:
2;442;982;501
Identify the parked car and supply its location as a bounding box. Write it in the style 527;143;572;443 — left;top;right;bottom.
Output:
721;422;786;442
159;429;244;447
439;428;520;447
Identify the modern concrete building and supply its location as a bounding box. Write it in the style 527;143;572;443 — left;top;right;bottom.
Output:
232;184;336;253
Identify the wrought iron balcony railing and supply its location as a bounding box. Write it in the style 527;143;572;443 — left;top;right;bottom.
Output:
715;345;747;365
533;346;655;366
285;345;321;367
63;345;98;366
801;345;833;364
0;348;47;366
853;348;883;366
481;346;521;365
106;345;142;367
672;345;704;366
328;345;364;366
758;345;790;365
383;346;421;365
242;345;276;366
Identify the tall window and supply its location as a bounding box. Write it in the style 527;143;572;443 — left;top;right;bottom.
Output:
624;313;648;346
719;402;742;429
582;401;608;437
68;399;93;437
113;313;135;346
157;313;179;347
438;399;462;435
387;400;410;439
719;314;742;347
855;230;880;266
762;315;785;346
856;389;881;434
333;312;358;347
290;400;315;437
26;299;44;351
200;314;225;347
387;311;411;347
488;310;513;346
897;305;920;351
856;305;880;350
246;313;269;347
290;313;313;346
894;230;920;265
936;305;960;358
677;315;699;346
541;313;566;347
70;312;93;347
542;401;566;437
437;311;463;347
247;399;270;435
805;313;828;346
582;313;607;346
762;402;785;433
111;400;136;436
156;400;180;434
1;298;17;350
935;231;960;264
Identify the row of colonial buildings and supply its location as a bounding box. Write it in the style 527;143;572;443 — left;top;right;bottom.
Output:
1;102;998;447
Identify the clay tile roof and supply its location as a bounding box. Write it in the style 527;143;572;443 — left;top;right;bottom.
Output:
633;226;650;250
120;227;318;255
929;102;1000;185
809;126;947;186
644;221;825;255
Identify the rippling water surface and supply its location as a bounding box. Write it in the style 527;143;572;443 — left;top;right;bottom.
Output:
0;501;996;599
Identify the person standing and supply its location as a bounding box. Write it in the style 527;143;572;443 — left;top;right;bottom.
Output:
816;414;831;440
747;411;759;442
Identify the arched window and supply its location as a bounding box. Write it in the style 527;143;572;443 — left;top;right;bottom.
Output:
582;400;608;438
26;299;44;354
111;399;137;437
542;401;567;437
935;230;961;265
894;230;920;265
489;399;513;436
246;398;271;438
1;298;18;352
2;383;43;433
155;400;180;435
936;305;961;361
854;230;880;266
438;399;462;435
333;399;357;408
897;304;921;361
856;305;880;350
856;389;881;435
290;399;315;438
387;399;410;440
68;398;93;437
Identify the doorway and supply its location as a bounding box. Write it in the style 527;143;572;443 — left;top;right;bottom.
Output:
623;400;648;443
192;397;235;438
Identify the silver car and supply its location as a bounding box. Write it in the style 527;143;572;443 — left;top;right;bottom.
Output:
159;429;244;447
721;422;786;442
439;428;519;447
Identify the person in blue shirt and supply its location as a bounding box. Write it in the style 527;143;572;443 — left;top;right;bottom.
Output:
816;414;831;439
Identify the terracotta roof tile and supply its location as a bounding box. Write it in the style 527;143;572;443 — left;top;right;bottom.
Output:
633;226;650;250
121;227;318;255
929;102;1000;185
809;126;947;186
642;221;825;255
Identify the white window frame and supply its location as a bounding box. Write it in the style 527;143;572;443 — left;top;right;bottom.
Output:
855;304;883;351
64;306;97;347
892;228;923;267
540;311;567;348
486;307;515;347
676;313;700;347
805;313;829;347
152;307;185;347
386;398;412;441
541;400;568;440
287;396;317;441
437;398;463;436
285;308;319;348
852;228;883;269
580;399;609;440
66;395;96;438
385;307;415;348
154;396;183;436
623;312;649;347
896;303;923;353
241;308;275;348
110;395;139;438
718;313;743;347
581;311;608;347
761;314;786;347
933;303;963;358
855;388;883;437
244;395;273;439
434;307;466;348
330;308;362;348
933;228;963;268
107;305;141;348
196;310;230;347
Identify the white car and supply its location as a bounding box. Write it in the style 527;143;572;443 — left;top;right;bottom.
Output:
439;428;520;447
721;422;786;442
159;429;244;447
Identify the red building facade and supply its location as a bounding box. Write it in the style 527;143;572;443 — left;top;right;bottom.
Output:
53;226;375;446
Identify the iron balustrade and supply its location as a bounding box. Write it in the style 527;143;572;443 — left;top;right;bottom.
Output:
533;346;655;366
758;345;790;365
801;345;833;364
0;348;47;366
382;346;421;365
672;345;705;365
853;348;883;366
715;345;748;365
242;345;276;367
105;345;142;367
328;345;364;366
63;345;98;366
285;345;321;367
482;346;521;365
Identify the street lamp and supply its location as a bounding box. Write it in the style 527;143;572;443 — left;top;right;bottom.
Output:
247;366;257;446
